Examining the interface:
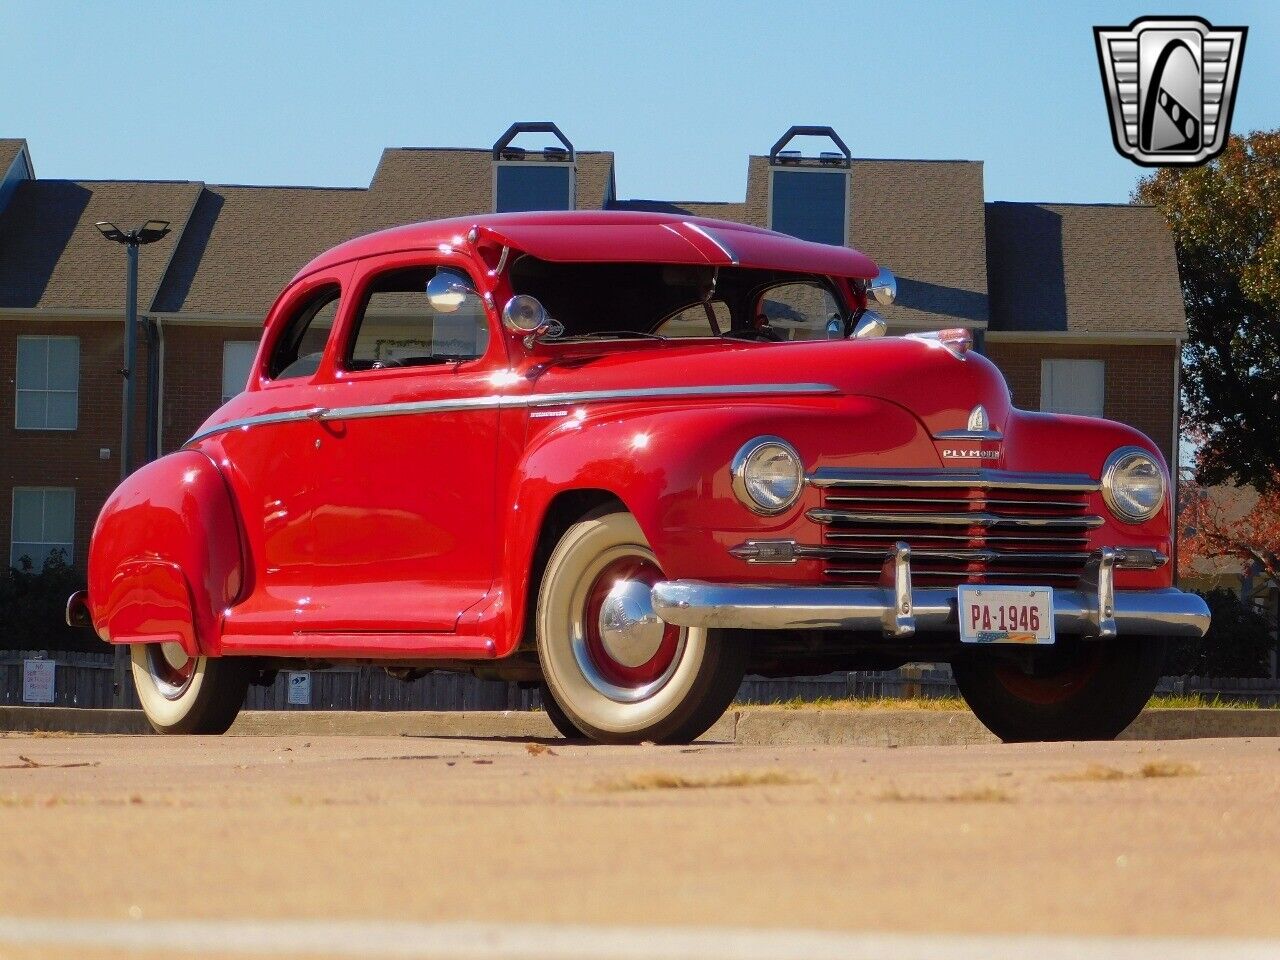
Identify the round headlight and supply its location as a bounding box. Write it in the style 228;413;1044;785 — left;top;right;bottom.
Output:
731;437;804;515
1102;447;1166;523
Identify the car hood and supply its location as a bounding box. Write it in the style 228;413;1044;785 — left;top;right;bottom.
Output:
521;336;1012;438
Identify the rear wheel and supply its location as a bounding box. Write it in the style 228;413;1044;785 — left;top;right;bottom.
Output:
953;637;1168;742
537;510;746;744
130;643;250;735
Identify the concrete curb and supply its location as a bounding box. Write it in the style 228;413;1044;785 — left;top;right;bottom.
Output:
5;704;1280;744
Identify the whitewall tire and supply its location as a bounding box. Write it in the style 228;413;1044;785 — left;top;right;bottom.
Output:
130;643;250;735
537;510;746;744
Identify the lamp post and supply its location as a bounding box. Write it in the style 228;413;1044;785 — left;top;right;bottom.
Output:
94;220;170;707
94;220;170;480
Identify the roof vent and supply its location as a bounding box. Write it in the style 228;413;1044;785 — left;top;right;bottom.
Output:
493;122;577;213
491;122;575;163
768;126;851;167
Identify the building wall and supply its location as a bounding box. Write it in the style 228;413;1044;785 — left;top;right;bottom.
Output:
984;339;1178;464
2;316;260;567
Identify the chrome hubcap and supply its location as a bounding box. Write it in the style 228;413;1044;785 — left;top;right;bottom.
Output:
597;579;665;668
146;643;197;700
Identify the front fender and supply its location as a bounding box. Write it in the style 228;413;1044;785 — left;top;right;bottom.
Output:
87;450;244;655
495;396;934;652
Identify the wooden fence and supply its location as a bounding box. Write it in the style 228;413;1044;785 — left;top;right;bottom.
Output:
5;651;1280;711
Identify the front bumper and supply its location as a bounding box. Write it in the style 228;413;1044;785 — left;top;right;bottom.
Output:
651;545;1210;640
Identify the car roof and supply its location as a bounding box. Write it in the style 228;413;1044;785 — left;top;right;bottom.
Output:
293;210;878;282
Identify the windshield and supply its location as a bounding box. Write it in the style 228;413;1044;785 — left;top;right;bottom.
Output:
508;257;849;342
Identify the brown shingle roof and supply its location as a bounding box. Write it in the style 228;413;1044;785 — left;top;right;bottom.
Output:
159;148;617;318
0;179;201;311
0;139;30;178
153;185;368;317
985;202;1187;336
618;157;990;329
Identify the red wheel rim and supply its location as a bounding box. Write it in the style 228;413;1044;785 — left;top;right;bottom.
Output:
993;646;1104;706
582;556;681;689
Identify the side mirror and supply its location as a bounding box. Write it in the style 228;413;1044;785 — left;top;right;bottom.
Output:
852;310;887;339
426;269;476;314
866;268;897;307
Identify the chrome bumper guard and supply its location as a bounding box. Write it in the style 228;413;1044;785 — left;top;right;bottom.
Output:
651;544;1210;640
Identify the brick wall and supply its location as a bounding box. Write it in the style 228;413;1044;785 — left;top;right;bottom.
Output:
2;317;258;567
984;339;1178;464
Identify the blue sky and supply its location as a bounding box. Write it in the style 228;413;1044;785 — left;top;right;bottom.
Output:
5;1;1276;204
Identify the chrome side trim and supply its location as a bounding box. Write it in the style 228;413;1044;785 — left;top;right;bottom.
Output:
932;429;1004;441
186;382;839;445
682;221;739;265
520;382;836;408
808;467;1100;492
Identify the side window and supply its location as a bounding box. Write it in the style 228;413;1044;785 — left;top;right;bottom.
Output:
756;282;843;341
346;266;489;370
268;286;341;380
655;301;731;338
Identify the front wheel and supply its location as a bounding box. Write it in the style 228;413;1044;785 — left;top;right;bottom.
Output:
952;637;1168;742
130;643;250;734
537;510;746;744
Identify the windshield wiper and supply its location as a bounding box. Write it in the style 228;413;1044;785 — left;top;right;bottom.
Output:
556;330;665;341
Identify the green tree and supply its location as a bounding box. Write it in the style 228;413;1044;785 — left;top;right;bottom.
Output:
1136;131;1280;492
0;552;96;653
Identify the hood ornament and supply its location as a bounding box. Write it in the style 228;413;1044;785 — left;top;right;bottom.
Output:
932;403;1003;442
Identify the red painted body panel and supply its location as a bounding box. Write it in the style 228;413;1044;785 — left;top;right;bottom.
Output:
83;212;1176;663
87;450;243;655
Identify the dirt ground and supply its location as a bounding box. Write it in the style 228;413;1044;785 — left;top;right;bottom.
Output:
0;732;1278;958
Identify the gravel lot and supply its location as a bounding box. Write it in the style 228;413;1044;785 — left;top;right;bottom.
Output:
0;732;1278;958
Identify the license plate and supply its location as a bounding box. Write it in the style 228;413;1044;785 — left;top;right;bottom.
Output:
957;586;1055;645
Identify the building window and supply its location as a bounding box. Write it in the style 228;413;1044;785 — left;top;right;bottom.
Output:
1041;359;1105;417
10;487;75;570
768;168;849;246
222;341;258;404
15;336;79;430
494;162;574;213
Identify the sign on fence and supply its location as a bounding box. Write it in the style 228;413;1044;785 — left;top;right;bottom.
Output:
286;671;311;705
22;659;56;704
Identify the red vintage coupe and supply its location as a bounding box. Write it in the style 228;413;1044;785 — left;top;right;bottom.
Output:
68;211;1209;743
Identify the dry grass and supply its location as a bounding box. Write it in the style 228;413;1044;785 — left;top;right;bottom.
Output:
597;769;810;792
753;696;968;712
1053;759;1198;782
1053;764;1127;782
1139;759;1199;778
1148;693;1273;710
741;693;1273;712
877;784;1014;803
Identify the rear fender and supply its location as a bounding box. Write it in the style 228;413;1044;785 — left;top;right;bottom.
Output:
87;450;244;655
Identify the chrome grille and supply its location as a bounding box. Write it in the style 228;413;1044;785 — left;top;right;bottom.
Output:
805;468;1102;586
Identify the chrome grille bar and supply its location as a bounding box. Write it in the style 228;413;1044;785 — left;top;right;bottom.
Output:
808;509;1104;529
806;546;1091;564
808;467;1099;492
821;495;1089;510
